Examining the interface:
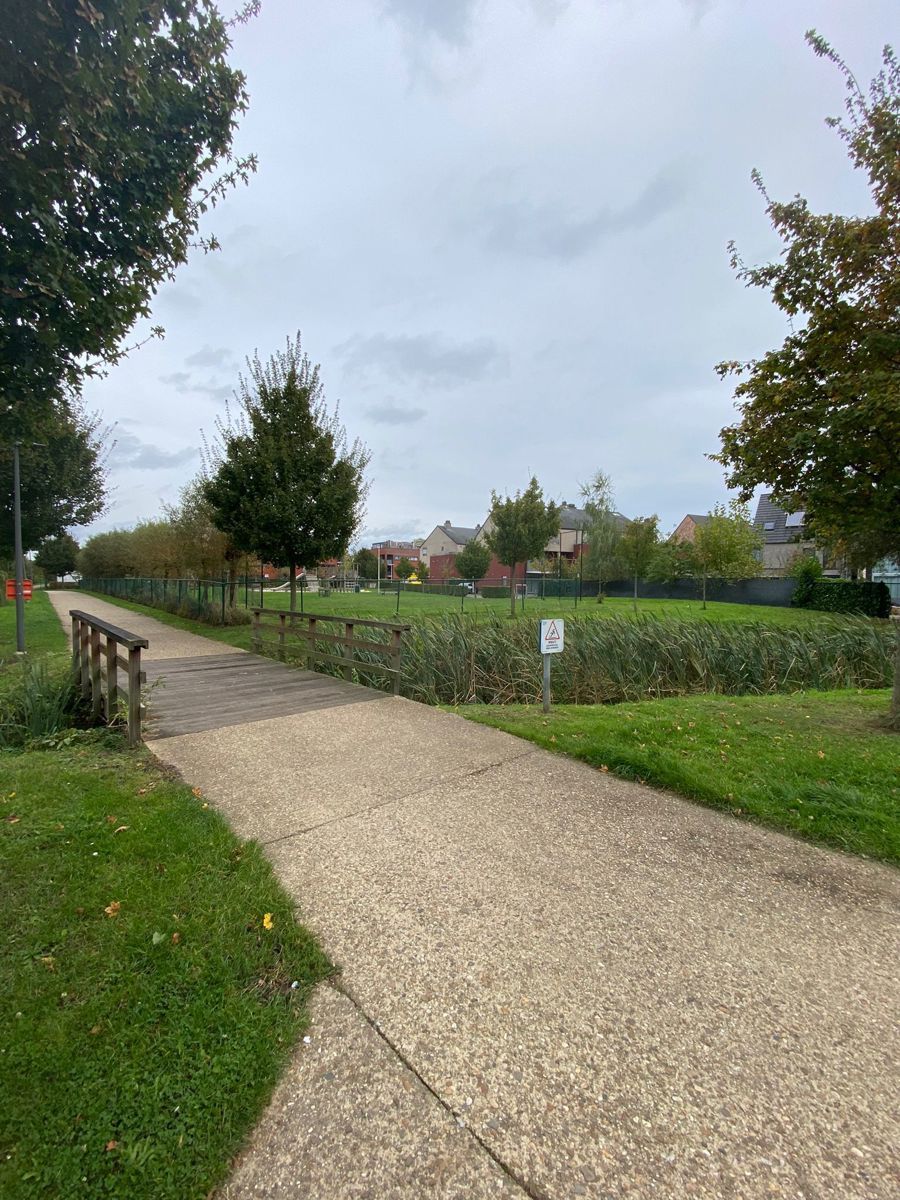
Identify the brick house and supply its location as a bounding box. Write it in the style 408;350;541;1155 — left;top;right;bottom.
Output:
371;540;420;580
671;513;710;543
418;522;479;580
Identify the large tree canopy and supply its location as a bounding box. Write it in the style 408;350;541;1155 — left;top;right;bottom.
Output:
203;334;371;611
0;0;254;414
0;401;106;558
715;32;899;568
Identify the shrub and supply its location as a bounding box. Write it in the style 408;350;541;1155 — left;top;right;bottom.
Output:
479;586;511;599
789;555;823;607
802;579;891;618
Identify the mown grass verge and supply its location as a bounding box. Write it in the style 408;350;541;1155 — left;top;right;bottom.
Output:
461;690;900;864
1;678;331;1197
0;590;68;663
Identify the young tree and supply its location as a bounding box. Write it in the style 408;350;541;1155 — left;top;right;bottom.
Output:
0;1;255;416
353;548;378;580
78;531;136;579
164;477;242;599
416;560;430;582
484;478;560;617
715;32;899;571
395;557;415;580
649;537;697;590
35;533;79;584
579;470;623;601
0;402;107;557
692;502;763;608
618;516;660;610
455;540;491;583
204;335;371;612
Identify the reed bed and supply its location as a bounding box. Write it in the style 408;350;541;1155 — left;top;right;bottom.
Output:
390;613;893;706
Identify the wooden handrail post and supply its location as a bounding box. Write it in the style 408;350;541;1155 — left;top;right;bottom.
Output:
344;622;354;681
80;621;91;699
71;615;80;676
251;608;261;653
106;637;119;721
90;625;103;720
127;646;142;747
277;612;286;662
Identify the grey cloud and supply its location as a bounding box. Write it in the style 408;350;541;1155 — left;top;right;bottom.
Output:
160;371;192;389
382;0;478;45
365;402;427;425
185;345;236;369
112;431;198;471
358;521;425;542
159;370;232;403
336;332;506;388
479;168;690;260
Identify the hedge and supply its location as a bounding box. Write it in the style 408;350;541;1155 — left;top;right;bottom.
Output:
479;586;511;599
800;579;891;619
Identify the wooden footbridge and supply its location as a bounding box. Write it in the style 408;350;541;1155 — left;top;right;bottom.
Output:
70;606;410;743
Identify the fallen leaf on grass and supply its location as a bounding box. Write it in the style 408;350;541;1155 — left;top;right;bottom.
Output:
817;750;825;759
112;826;129;834
262;912;274;931
151;931;165;945
7;815;20;824
105;1141;118;1152
105;815;117;824
104;901;121;918
192;788;203;798
171;932;181;945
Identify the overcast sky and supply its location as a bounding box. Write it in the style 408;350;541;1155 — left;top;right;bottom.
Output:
83;0;896;545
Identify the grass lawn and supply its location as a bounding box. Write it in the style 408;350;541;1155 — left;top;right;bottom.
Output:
0;590;68;664
79;586;829;635
249;588;825;626
0;737;331;1198
460;690;900;864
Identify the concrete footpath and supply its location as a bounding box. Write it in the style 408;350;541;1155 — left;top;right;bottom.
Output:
49;593;900;1199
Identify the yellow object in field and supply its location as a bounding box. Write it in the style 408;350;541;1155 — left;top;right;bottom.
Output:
407;573;422;585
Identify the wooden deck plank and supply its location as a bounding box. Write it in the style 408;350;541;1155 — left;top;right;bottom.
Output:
144;650;383;739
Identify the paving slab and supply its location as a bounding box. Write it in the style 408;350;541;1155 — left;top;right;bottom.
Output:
257;748;900;1200
220;985;527;1200
148;696;534;842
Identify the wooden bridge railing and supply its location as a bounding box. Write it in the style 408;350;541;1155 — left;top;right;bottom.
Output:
251;609;411;695
70;609;148;746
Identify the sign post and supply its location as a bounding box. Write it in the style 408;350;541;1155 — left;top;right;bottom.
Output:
539;618;564;713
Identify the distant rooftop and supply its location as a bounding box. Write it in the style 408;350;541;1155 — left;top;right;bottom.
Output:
753;495;807;543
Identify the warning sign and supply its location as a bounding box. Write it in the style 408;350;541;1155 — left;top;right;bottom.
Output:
539;619;564;654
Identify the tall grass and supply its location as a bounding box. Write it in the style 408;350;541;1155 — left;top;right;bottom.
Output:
392;614;894;706
0;658;78;747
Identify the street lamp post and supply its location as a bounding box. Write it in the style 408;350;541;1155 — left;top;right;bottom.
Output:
12;440;25;654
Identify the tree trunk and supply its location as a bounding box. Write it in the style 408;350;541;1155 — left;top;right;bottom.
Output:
509;564;517;618
289;562;297;612
890;617;900;732
227;560;237;607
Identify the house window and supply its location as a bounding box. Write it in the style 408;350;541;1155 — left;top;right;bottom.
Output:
763;521;776;531
785;511;805;528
